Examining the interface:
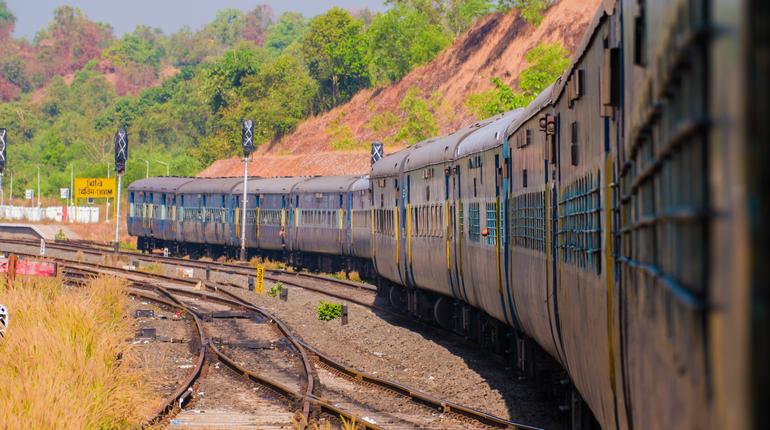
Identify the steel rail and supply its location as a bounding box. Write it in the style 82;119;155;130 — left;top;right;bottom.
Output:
60;267;206;429
10;244;542;429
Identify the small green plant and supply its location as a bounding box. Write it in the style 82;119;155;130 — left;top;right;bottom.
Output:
327;115;360;151
268;282;284;298
139;263;164;275
317;301;343;321
54;229;67;241
119;240;136;251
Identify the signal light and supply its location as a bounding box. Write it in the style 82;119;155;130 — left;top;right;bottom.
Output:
242;120;255;157
114;127;128;174
0;128;6;175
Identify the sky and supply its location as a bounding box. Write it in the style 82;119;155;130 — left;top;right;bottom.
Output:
6;0;388;40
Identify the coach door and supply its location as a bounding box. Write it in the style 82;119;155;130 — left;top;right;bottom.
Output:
450;165;467;303
547;113;568;365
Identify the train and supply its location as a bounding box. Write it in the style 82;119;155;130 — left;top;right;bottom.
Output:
128;0;768;429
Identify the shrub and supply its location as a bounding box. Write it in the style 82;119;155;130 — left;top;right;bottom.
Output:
268;282;284;298
54;229;67;241
395;87;438;145
317;301;343;321
465;42;570;119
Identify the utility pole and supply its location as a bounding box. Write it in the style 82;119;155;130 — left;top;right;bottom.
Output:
114;128;128;251
240;119;255;261
155;160;169;176
70;164;74;207
36;165;40;207
106;161;111;222
139;159;149;179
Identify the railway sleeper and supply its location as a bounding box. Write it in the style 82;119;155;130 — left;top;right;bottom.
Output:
138;237;596;429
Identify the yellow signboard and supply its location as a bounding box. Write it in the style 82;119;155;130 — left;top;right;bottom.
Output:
256;265;265;294
74;178;116;199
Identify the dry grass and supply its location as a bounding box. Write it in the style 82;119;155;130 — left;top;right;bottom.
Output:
331;271;362;283
249;256;292;272
0;275;155;428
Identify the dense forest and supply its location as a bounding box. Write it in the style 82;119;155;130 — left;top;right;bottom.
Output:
0;0;554;197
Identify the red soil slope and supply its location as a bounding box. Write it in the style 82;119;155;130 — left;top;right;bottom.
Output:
199;0;600;178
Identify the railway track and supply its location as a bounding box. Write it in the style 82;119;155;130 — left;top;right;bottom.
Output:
13;239;542;429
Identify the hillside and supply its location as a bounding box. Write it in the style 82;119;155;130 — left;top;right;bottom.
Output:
200;0;600;178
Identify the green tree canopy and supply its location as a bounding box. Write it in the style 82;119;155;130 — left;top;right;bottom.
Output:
104;25;166;70
367;5;450;85
265;12;308;53
0;0;16;33
301;8;369;109
207;8;245;46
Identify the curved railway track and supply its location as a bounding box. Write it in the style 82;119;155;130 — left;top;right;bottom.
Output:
25;242;541;429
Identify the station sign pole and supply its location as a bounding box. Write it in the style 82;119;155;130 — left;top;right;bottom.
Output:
114;128;128;252
240;119;255;261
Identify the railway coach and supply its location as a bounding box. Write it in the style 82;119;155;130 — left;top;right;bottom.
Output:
127;0;769;428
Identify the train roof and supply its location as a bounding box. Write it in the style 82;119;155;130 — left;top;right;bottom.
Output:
455;110;523;159
370;143;421;179
292;175;362;193
350;176;370;192
504;84;555;137
232;176;308;194
402;120;495;173
177;177;243;194
128;177;196;193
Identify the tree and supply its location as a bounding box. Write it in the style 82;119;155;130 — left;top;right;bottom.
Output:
34;6;114;78
105;25;165;70
301;8;369;109
0;0;16;38
446;0;495;35
200;42;270;112
207;8;245;47
242;5;274;45
166;26;218;66
265;12;307;53
367;5;450;85
499;0;549;26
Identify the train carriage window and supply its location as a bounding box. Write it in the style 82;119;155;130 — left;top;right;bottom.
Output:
634;0;647;66
526;129;532;147
426;186;430;202
473;178;478;198
571;122;580;166
523;169;528;188
469;203;480;242
485;203;497;246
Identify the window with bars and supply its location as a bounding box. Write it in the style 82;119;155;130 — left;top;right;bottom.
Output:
511;191;545;252
260;209;282;226
558;173;602;273
485;203;496;246
468;202;480;242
